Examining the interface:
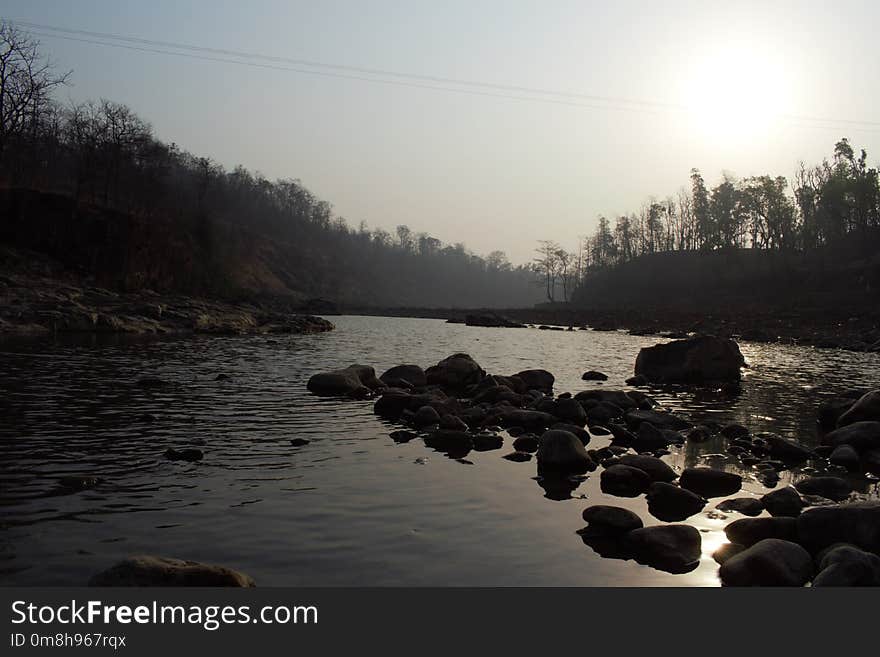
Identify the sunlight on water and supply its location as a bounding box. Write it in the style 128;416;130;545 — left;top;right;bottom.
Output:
0;316;878;586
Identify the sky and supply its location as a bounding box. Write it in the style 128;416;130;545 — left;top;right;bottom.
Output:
4;1;879;264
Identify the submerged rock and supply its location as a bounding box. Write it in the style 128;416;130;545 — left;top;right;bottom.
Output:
89;555;255;587
719;539;813;587
164;447;203;462
289;438;310;447
634;336;745;384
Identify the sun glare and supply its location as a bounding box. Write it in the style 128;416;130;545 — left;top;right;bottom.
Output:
683;44;788;143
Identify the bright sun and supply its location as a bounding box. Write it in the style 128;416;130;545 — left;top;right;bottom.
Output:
682;43;788;142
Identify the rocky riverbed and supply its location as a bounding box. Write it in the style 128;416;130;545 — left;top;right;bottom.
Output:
0;247;333;336
307;336;880;586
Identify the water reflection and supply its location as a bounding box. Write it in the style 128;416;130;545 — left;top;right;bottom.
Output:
1;316;878;586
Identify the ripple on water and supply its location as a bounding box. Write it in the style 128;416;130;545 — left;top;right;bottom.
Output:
0;316;878;586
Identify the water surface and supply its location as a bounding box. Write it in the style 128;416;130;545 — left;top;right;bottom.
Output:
1;316;878;586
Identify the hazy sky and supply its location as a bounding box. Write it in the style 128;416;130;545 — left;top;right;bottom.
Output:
4;1;879;264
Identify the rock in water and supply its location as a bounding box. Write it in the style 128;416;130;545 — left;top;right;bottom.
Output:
724;517;799;547
679;467;742;497
88;555;255;586
719;539;813;587
633;336;745;384
812;544;880;586
837;389;880;426
829;444;861;471
307;364;384;397
797;503;880;553
716;498;764;517
513;369;555;393
794;476;852;502
425;353;485;390
379;364;427;388
536;430;594;473
823;421;880;452
164;447;203;462
601;464;652;497
581;370;608;381
625;525;702;574
760;487;804;517
646;482;706;521
616;454;677;482
581;505;644;535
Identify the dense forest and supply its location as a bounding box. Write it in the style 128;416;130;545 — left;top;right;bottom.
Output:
0;23;541;308
534;138;880;304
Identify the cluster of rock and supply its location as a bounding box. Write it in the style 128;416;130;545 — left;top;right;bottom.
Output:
308;338;880;586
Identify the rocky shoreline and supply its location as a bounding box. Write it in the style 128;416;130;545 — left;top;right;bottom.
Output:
0;248;334;336
305;336;880;586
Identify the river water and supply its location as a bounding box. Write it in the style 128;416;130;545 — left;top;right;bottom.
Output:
1;315;878;586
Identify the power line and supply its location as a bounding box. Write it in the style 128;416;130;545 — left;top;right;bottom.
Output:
10;18;682;111
7;18;880;131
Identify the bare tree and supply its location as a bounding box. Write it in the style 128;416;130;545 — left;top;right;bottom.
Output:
0;21;69;161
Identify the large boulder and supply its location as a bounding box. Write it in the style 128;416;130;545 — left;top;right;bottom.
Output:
812;544;880;586
513;369;555;392
719;539;813;587
724;517;799;547
625;525;702;574
759;433;817;462
797;503;880;553
307;364;384;397
794;476;852;502
379;364;427;388
553;397;588;425
425;354;485;390
88;555;255;586
536;430;595;473
837;390;880;427
634;336;745;384
823;421;880;452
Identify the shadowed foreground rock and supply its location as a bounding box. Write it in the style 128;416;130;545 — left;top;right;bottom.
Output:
89;556;255;587
719;539;813;587
634;336;745;384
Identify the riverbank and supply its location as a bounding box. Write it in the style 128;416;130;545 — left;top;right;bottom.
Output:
340;304;880;353
0;247;334;336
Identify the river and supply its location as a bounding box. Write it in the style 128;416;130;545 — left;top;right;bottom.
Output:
1;316;878;586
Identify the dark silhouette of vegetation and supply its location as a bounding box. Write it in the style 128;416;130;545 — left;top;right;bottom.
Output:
558;139;879;294
0;23;540;307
